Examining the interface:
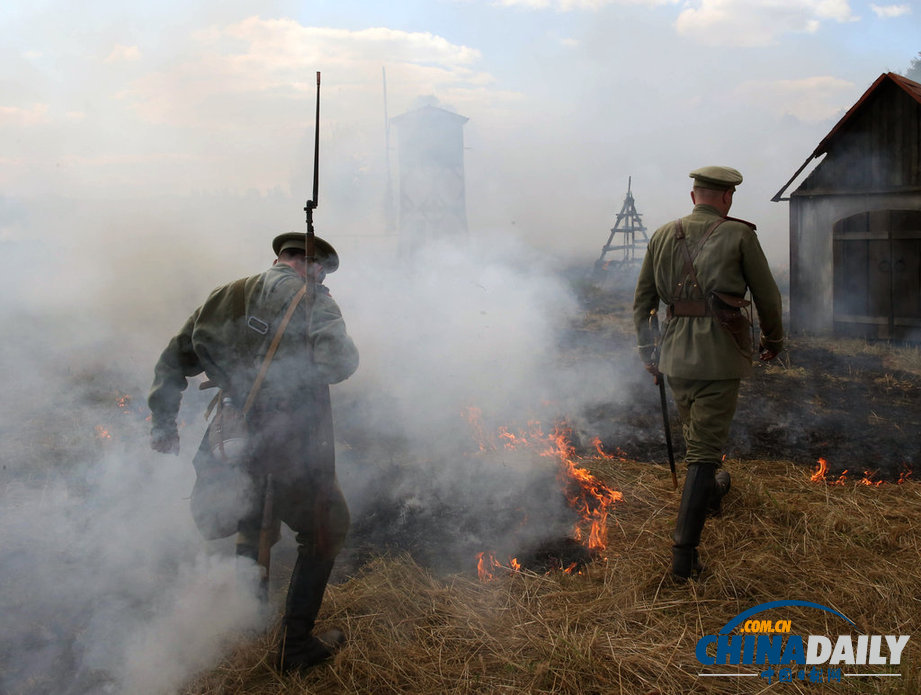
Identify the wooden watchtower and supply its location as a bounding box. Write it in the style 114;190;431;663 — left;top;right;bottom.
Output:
391;104;469;259
592;178;649;283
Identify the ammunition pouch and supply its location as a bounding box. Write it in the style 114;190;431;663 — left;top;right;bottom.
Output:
207;395;252;466
190;394;258;540
666;292;752;356
667;299;709;318
709;291;752;355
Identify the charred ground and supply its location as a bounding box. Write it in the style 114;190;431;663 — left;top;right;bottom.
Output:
572;286;921;481
4;280;921;695
329;281;921;583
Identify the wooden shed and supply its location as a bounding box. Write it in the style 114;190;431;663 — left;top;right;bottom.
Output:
773;72;921;341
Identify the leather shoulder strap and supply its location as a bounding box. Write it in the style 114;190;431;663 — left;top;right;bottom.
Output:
673;217;726;299
242;283;308;414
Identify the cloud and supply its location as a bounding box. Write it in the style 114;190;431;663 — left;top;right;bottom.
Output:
104;44;141;63
0;103;49;126
495;0;673;7
120;18;494;128
734;75;856;122
675;0;856;47
0;16;525;200
870;3;911;18
495;0;551;7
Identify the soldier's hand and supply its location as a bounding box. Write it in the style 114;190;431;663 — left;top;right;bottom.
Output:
151;426;180;455
759;347;778;362
645;362;663;385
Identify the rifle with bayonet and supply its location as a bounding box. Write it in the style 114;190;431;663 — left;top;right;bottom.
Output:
648;308;678;490
255;70;324;598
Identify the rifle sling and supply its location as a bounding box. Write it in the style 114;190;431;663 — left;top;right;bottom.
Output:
242;283;308;415
203;283;308;419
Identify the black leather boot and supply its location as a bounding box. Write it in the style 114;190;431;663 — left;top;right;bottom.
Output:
672;464;716;580
707;469;731;516
277;554;343;673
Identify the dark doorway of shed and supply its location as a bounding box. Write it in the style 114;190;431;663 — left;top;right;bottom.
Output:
833;209;921;341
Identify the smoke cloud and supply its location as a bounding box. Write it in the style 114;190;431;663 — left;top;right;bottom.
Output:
0;379;264;694
0;178;639;692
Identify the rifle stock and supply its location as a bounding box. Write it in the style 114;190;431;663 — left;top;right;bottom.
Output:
256;473;274;599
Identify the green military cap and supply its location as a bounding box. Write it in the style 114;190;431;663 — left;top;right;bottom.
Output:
689;166;743;191
272;232;340;273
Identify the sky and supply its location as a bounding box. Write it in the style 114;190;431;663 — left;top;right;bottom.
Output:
1;0;919;277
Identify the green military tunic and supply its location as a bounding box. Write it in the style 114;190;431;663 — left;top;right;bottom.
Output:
150;263;358;422
633;203;783;379
633;203;783;465
149;262;359;552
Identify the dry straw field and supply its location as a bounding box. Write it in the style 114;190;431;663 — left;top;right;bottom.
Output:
183;457;921;694
181;297;921;694
7;291;918;694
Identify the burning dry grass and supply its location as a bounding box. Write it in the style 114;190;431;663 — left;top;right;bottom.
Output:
183;458;921;694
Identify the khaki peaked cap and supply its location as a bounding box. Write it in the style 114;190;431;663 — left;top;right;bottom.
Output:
689;166;743;191
272;232;340;273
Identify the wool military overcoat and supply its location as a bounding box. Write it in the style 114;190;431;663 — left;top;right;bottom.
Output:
633;203;784;379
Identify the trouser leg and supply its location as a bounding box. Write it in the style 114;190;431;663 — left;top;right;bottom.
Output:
666;377;741;465
666;378;740;578
235;513;264;601
234;474;283;603
275;477;351;673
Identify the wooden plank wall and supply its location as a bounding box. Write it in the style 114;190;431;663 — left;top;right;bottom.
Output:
801;81;921;193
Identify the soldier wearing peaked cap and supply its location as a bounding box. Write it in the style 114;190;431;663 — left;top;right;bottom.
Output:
148;231;359;668
633;165;784;580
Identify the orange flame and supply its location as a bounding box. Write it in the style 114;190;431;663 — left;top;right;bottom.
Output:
546;426;623;553
497;426;530;449
462;406;489;452
859;470;884;487
476;552;524;582
591;437;628;461
469;417;624;580
810;457;829;482
476;553;499;582
95;425;112;441
812;457;913;486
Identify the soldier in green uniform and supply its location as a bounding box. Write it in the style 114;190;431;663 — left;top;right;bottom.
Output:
633;166;783;580
148;232;359;671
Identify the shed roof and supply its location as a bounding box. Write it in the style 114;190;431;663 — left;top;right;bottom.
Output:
772;72;921;201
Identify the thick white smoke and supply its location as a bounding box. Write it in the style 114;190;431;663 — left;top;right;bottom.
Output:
0;409;264;694
338;234;580;440
0;203;636;692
